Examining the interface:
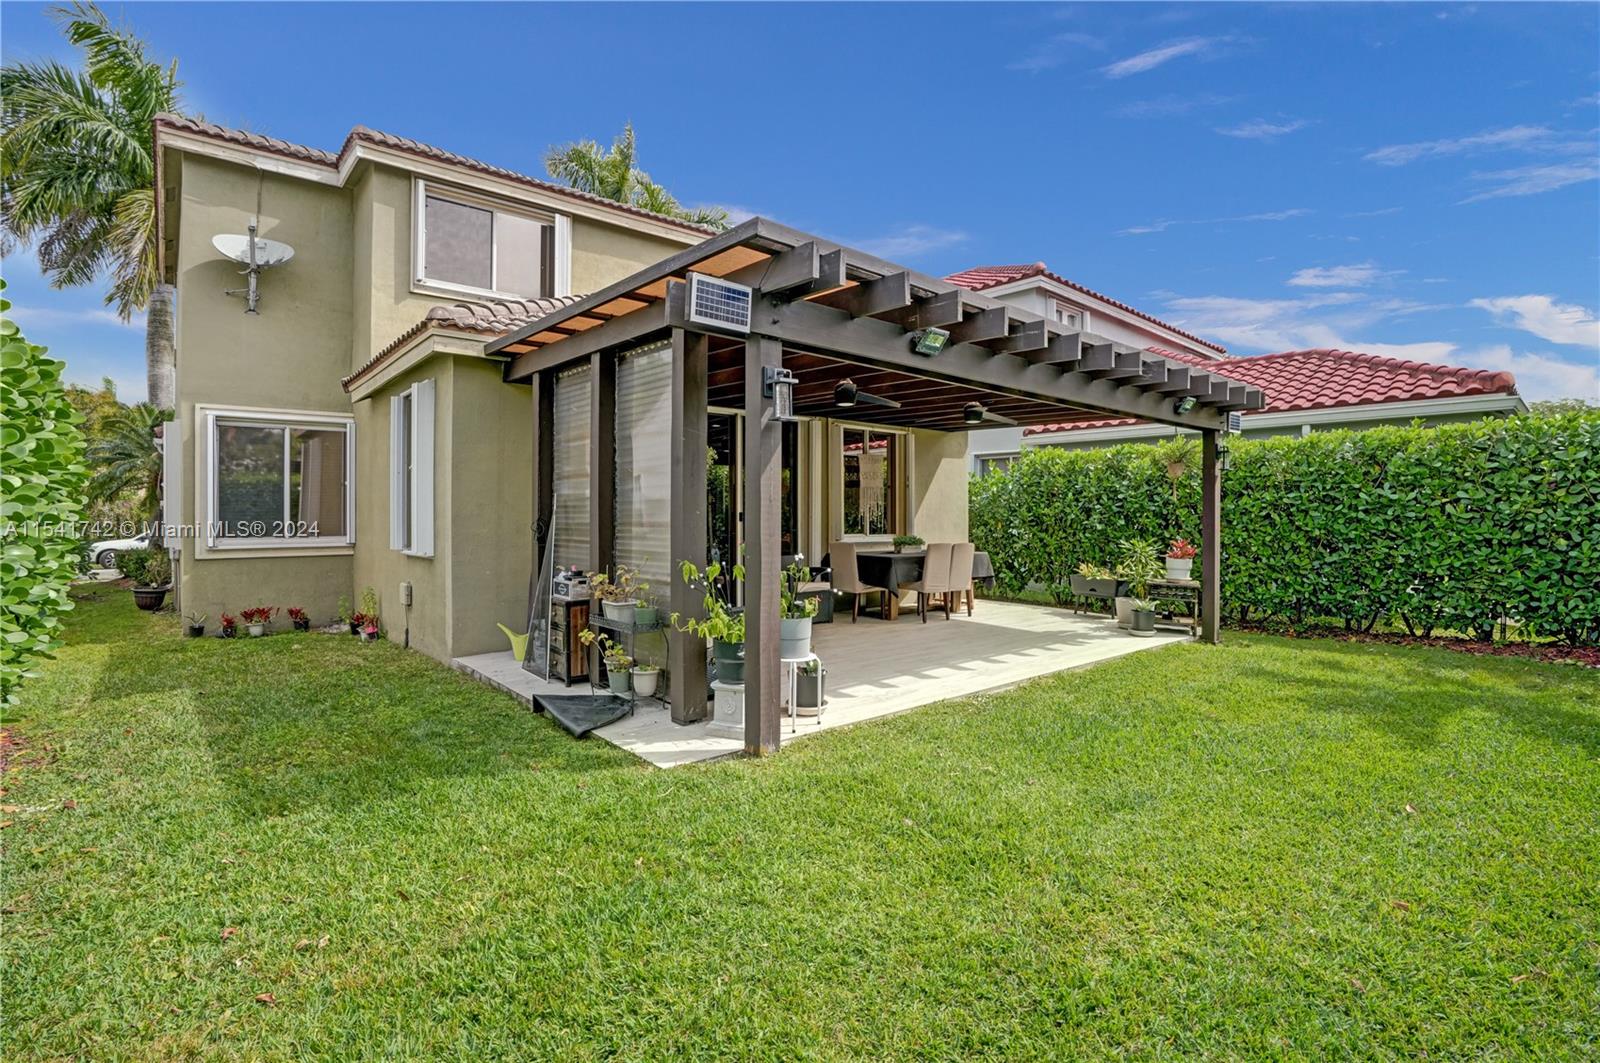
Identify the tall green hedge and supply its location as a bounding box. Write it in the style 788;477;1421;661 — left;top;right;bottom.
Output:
1;284;89;703
969;414;1600;644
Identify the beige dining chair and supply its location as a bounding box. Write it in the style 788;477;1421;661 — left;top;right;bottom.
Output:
829;541;889;622
948;542;976;617
905;542;954;622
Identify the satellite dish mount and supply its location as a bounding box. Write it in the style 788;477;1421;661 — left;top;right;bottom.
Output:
214;219;294;314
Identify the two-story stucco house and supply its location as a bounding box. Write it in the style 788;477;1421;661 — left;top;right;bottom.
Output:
156;115;708;661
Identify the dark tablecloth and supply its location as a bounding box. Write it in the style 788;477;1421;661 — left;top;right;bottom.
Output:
855;549;994;595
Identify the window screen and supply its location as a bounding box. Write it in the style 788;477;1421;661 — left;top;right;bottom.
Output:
552;365;592;573
216;425;285;537
841;428;899;537
614;343;672;588
424;195;493;291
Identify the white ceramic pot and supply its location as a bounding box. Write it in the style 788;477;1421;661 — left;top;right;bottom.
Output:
248;623;266;637
779;616;813;659
600;598;638;621
632;667;661;698
1114;596;1134;628
1165;558;1193;581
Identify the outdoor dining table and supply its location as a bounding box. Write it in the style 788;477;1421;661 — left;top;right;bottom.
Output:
854;548;995;621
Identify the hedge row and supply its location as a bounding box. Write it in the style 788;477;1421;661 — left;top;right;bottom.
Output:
969;413;1600;644
1;284;88;703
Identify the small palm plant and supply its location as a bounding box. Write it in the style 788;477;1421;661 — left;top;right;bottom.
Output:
544;123;729;230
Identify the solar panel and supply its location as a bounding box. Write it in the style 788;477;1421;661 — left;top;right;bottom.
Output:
687;273;752;334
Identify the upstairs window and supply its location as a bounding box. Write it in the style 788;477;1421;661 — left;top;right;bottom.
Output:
1051;300;1089;332
415;181;555;299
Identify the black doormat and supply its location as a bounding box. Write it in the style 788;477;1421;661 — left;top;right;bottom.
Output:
532;693;631;738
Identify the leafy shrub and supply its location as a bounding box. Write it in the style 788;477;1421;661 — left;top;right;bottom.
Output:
970;414;1600;644
116;546;152;585
1;285;88;702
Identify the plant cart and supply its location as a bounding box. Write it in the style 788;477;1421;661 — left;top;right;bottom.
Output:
1146;578;1201;638
585;610;666;716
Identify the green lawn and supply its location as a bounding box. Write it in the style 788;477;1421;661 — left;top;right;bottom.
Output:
4;585;1597;1060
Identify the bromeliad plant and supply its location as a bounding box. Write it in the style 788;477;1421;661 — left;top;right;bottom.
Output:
781;557;820;620
287;606;310;631
239;605;276;636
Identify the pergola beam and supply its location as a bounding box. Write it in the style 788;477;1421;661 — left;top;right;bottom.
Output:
988;319;1050;356
834;271;913;319
947;306;1010;345
1024;331;1082;367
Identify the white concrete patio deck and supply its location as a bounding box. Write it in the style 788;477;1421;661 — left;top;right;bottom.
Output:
452;599;1189;768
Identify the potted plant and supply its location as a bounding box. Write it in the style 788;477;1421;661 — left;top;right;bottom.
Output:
1165;538;1197;581
892;534;924;554
1128;597;1158;637
1114;538;1162;629
360;620;380;643
580;630;633;692
240;605;276;637
796;658;826;713
359;587;380;629
287;606;311;632
671;559;746;685
184;612;207;638
589;567;641;621
349;611;368;635
631;662;662;698
1070;561;1121;601
126;549;172;611
338;595;354;634
218;612;237;639
780;556;820;658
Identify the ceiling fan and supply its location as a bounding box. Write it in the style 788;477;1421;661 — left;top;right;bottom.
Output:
797;377;903;415
963;401;1017;426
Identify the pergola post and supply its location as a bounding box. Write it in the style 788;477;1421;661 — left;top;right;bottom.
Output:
589;350;616;575
669;327;710;723
1201;428;1222;645
743;333;783;755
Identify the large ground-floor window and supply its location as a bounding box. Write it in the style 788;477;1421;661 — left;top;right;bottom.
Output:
205;408;354;548
841;427;900;538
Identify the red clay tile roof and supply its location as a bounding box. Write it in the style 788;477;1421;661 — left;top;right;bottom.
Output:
945;263;1228;355
154;114;718;237
343;294;586;392
1022;348;1519;435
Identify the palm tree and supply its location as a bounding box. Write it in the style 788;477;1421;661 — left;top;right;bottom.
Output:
1;2;182;406
544;123;729;231
86;402;169;521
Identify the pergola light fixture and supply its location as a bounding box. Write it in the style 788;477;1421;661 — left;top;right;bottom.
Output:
1174;395;1198;415
910;327;950;357
763;366;798;421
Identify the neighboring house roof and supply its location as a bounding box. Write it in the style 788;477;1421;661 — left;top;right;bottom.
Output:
343;294;586;392
945;262;1228;355
1021;347;1520;436
152;114;719;238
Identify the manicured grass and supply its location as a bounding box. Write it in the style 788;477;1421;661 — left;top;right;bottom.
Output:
4;585;1597;1059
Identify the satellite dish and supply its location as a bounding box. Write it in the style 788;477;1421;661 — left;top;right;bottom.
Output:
212;233;295;267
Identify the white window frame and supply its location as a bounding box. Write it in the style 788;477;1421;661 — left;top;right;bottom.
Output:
411;178;571;301
1051;299;1090;333
836;422;906;542
390;378;436;558
203;407;355;551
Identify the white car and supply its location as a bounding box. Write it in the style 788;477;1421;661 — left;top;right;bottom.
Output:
88;530;150;569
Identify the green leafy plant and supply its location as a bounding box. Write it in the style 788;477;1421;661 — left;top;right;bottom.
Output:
578;629;633;670
115;546;152;585
781;557;820;620
337;595;352;625
670;559;745;644
588;564;647;603
970;414;1600;644
892;534;925;552
1075;561;1114;580
1115;538;1163;599
0;285;88;703
359;586;380;624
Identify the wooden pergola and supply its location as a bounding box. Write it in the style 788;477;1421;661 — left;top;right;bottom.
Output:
491;218;1265;755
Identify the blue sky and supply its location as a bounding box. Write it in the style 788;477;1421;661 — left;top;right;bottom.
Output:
3;1;1597;400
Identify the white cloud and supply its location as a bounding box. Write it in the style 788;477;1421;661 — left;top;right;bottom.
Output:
1470;294;1600;348
1459;159;1599;202
1118;207;1311;236
1288;262;1394;288
9;306;144;330
1009;32;1105;73
849;224;967;259
1103;37;1229;78
1215;118;1309;140
1117;93;1235;118
1363;125;1557;165
1345;206;1403;218
1451;345;1600;402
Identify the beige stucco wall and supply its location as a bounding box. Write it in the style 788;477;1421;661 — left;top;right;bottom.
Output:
569;221;686;297
172;152;355;627
908;428;970;544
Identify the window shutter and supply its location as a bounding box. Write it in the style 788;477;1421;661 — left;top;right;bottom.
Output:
551;365;591;573
614;343;672;588
411;378;436;557
389;395;406;550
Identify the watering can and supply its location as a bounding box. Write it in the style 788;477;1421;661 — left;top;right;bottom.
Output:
496;623;529;662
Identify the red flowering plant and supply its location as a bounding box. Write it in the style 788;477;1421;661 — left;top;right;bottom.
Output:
219;612;237;637
287;606;310;631
239;606;277;625
1166;538;1198;560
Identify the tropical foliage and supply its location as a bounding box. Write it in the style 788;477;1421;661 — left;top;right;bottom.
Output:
85;400;168;520
970;413;1600;644
544;123;729;231
1;3;183;320
0;283;87;703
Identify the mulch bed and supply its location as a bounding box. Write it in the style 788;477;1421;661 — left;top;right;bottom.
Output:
1235;625;1600;668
